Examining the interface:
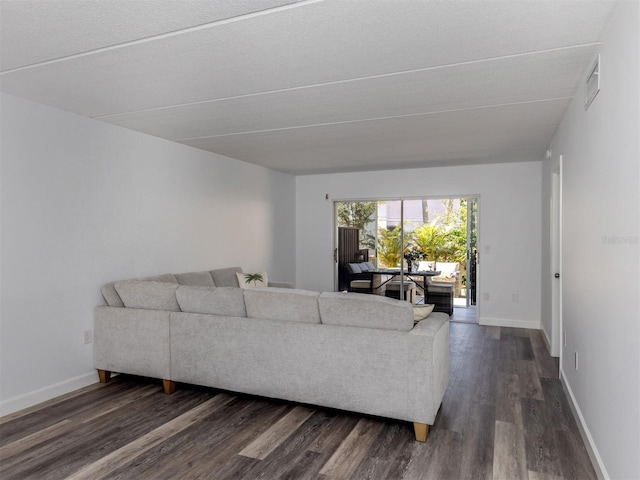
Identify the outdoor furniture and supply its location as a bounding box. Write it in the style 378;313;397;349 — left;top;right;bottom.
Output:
385;281;416;303
343;262;375;293
424;262;462;297
427;283;454;315
350;279;373;293
370;269;440;300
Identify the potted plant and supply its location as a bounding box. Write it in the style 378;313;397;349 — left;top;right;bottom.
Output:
403;246;426;272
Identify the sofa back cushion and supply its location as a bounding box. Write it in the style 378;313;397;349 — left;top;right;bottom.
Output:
175;271;216;287
244;288;321;324
101;282;124;307
176;286;246;317
114;280;180;312
319;292;413;331
139;273;178;284
210;267;242;287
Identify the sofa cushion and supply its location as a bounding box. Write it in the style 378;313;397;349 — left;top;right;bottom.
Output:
139;273;178;283
434;262;459;278
319;292;413;331
346;263;362;274
244;287;321;324
236;271;269;289
413;304;435;322
101;282;124;307
114;280;180;312
210;267;242;287
175;271;216;287
418;260;435;271
176;286;246;317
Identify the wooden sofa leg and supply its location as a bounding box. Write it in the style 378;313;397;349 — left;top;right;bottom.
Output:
97;369;111;383
163;379;176;394
413;422;429;442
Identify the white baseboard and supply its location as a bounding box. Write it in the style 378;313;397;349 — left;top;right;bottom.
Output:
541;325;552;352
560;369;609;480
0;371;99;417
478;316;541;330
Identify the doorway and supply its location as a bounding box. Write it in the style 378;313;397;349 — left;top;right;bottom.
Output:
550;158;563;359
334;197;479;323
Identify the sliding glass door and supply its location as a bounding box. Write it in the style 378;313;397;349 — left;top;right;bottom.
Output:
335;197;478;314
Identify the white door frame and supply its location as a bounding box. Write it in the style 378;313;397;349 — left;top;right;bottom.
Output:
550;156;563;361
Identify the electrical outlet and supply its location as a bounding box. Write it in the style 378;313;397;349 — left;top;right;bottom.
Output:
84;329;93;345
483;292;490;301
484;245;491;254
512;293;519;302
575;351;579;370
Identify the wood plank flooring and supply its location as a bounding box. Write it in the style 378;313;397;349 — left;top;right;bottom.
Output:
0;323;596;480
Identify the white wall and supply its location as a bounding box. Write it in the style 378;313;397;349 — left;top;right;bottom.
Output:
0;93;295;415
541;2;640;479
296;161;542;328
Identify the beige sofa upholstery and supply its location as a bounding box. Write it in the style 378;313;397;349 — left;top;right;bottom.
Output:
94;269;450;442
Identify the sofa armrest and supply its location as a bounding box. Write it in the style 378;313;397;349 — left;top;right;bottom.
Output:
407;314;450;424
94;306;171;380
268;281;293;289
410;314;448;336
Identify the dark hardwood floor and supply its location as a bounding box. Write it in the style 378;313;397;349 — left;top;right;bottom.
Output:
0;323;596;480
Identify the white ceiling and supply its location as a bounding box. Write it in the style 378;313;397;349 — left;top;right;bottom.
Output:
0;0;615;174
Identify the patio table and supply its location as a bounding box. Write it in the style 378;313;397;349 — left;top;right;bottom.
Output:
369;269;440;303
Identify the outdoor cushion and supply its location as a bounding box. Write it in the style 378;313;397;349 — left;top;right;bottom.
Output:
346;263;362;274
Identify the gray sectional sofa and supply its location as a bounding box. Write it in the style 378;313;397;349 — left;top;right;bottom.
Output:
95;267;450;441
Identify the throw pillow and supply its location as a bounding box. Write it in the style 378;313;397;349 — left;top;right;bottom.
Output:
413;304;435;322
236;271;268;289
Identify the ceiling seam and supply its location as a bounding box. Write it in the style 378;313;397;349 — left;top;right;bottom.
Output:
93;42;599;120
172;97;573;142
0;0;322;76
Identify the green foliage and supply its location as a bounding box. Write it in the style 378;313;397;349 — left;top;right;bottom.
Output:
413;224;455;262
377;225;405;268
243;272;264;286
337;202;377;249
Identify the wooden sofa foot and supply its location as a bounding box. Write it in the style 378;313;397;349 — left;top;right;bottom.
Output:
163;379;176;394
97;369;111;383
413;422;429;442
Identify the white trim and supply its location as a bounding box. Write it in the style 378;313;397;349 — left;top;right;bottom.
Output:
560;369;609;480
541;325;553;353
478;316;540;330
0;371;99;417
